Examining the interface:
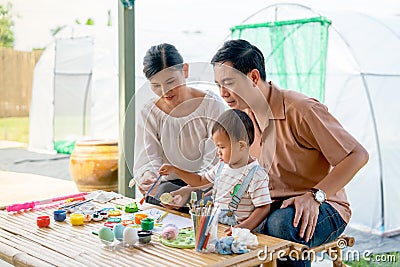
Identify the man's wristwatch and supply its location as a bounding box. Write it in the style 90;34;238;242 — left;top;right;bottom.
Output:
309;188;326;204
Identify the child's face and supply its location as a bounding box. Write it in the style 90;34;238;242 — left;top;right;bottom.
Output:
212;130;246;167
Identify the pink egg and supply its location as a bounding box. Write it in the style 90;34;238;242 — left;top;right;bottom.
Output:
161;226;179;240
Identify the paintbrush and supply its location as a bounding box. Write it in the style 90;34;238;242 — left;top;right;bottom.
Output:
156;211;169;223
190;191;197;213
139;175;162;205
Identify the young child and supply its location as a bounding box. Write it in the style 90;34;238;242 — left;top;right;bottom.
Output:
159;109;271;233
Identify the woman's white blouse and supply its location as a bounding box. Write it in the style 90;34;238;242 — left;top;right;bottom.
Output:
133;90;227;182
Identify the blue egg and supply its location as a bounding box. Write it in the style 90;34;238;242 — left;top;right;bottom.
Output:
113;223;126;241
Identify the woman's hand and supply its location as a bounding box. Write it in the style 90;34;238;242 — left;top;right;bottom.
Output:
135;171;158;195
158;164;176;176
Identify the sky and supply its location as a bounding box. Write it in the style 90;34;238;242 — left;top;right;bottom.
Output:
2;0;399;52
1;0;399;83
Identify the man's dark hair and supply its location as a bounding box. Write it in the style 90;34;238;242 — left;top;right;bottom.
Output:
211;39;266;81
212;109;255;146
143;43;184;79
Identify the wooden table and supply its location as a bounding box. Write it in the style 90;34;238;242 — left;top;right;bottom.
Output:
0;196;301;267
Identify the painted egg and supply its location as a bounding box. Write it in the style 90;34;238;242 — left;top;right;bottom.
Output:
98;226;114;243
123;227;138;245
113;223;125;242
159;192;173;204
161;225;179;240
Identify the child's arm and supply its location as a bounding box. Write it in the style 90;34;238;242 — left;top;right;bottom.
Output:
226;204;271;234
163;184;213;209
158;164;210;186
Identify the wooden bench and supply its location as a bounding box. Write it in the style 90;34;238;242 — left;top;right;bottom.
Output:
308;235;355;267
278;235;355;267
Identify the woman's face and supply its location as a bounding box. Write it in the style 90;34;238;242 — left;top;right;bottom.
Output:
149;64;188;104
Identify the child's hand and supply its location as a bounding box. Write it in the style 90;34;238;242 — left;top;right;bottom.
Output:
204;189;212;197
161;186;192;209
224;226;233;236
158;164;176;176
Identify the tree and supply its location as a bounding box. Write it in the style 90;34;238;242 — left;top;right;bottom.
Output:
0;3;14;48
50;25;67;37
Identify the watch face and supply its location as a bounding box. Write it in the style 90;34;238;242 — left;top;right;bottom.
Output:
315;191;326;202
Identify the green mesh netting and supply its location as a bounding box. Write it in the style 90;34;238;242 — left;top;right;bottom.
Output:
231;16;331;102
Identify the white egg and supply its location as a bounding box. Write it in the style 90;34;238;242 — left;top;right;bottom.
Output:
123;227;138;246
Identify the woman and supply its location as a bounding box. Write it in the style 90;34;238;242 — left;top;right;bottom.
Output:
129;43;226;204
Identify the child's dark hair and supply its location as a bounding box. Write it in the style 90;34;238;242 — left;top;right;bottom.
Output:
143;43;184;79
211;39;266;81
212;109;255;146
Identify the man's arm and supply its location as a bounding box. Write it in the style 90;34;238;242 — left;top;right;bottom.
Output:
281;143;369;241
315;143;369;197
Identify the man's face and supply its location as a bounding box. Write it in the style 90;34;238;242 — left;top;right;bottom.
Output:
213;62;253;111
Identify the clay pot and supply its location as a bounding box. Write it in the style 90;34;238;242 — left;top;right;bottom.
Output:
69;140;118;192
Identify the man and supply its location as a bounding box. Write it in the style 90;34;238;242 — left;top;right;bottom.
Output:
211;39;369;267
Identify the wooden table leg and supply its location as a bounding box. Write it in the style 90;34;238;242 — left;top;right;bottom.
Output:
261;260;277;267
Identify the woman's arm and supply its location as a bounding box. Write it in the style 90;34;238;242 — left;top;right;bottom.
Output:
133;106;163;191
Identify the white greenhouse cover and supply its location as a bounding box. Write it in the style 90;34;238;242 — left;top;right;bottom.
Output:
29;25;119;153
242;4;400;236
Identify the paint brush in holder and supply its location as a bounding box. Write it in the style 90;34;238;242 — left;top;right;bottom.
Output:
190;202;218;252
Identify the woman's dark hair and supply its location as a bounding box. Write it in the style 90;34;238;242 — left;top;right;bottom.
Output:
211;39;266;81
143;43;184;79
212;109;255;146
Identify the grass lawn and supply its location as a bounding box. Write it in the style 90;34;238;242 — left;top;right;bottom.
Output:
0;116;29;143
345;251;399;266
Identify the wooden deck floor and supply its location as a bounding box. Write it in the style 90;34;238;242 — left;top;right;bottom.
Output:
0;171;78;208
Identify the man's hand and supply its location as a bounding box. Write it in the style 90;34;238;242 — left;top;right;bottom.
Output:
158;164;176;176
161;186;193;209
280;192;320;242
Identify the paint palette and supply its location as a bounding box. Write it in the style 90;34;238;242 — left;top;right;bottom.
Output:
159;229;195;249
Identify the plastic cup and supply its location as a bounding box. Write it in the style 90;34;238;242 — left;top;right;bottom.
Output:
70;213;84;226
190;209;219;252
141;218;154;230
134;213;147;224
37;215;50;227
54;210;67;222
137;230;152;244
